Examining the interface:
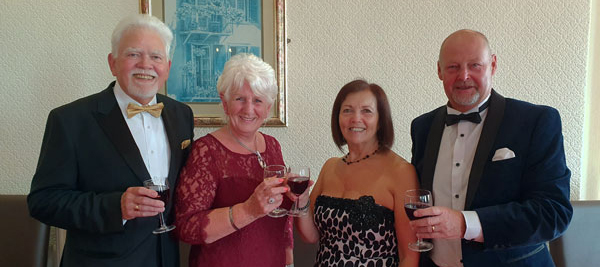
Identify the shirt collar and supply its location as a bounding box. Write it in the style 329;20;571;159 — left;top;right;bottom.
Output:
446;94;491;115
113;82;158;118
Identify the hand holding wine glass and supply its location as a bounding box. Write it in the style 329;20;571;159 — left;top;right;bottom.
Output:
120;186;165;220
143;178;175;234
404;189;433;252
286;166;310;217
263;165;288;217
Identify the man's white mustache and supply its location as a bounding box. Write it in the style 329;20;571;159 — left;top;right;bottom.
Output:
131;69;158;77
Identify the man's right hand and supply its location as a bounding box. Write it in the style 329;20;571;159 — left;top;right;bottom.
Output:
409;206;466;240
121;187;165;220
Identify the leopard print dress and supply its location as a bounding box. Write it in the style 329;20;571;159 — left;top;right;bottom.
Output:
313;195;398;267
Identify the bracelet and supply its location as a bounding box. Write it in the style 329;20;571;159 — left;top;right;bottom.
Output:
229;206;240;231
298;199;310;212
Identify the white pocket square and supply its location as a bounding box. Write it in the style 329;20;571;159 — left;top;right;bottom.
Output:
492;147;515;161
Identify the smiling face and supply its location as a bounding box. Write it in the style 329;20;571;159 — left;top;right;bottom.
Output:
338;90;379;148
437;30;497;112
108;27;171;105
222;82;272;136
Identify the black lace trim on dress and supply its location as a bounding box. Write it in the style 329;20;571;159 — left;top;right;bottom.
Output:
315;195;394;232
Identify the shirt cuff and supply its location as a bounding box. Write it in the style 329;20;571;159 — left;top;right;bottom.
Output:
461;211;484;242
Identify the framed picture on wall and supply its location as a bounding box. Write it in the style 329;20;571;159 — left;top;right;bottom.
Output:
141;0;287;127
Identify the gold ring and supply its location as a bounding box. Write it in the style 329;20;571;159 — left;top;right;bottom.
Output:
135;205;140;211
432;225;436;232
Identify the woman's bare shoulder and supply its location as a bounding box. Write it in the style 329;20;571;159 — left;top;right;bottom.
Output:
381;151;418;186
317;157;342;178
324;156;342;166
381;150;412;169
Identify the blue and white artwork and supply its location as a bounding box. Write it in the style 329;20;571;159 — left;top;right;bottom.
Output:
165;0;262;103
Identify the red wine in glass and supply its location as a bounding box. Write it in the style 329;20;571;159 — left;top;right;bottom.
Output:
288;176;309;195
147;185;170;204
143;179;175;234
404;189;434;252
404;203;431;221
287;167;310;217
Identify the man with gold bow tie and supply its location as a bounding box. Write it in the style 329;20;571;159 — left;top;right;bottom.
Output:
28;14;194;267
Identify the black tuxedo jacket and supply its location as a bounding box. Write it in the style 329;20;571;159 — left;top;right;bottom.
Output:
28;82;194;267
410;90;572;266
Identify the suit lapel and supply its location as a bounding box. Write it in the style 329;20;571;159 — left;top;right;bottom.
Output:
157;96;181;187
464;90;506;209
421;106;447;192
94;83;151;184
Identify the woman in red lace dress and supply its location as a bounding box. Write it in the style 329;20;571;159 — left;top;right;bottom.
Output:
175;53;293;267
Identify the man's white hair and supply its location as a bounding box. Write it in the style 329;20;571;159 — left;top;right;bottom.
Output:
111;14;173;59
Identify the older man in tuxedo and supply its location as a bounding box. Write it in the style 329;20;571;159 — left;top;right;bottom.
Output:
28;14;194;266
409;29;572;267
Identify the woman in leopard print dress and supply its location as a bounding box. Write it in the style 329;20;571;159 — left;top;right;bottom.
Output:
294;80;420;267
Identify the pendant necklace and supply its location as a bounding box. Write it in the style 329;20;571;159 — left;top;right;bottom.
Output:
228;127;266;169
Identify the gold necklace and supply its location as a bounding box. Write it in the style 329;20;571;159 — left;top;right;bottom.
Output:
228;127;266;169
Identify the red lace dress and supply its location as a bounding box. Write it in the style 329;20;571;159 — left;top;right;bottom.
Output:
175;133;293;267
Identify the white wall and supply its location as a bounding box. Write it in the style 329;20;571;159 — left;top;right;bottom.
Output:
0;0;589;200
0;0;138;193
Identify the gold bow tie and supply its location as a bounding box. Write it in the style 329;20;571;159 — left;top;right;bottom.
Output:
126;102;164;118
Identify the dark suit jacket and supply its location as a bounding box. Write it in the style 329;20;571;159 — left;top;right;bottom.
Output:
28;82;194;267
410;90;572;267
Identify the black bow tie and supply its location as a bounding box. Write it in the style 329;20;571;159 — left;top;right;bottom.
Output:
445;100;490;126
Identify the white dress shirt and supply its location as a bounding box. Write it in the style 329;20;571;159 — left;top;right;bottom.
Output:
430;95;490;267
113;83;171;181
114;83;171;225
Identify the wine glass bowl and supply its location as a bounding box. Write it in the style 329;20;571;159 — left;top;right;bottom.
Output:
143;178;175;234
288;176;310;195
263;165;288;217
286;166;310;217
404;189;434;252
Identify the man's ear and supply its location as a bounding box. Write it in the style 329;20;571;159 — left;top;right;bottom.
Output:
164;59;172;80
490;54;497;76
108;53;117;76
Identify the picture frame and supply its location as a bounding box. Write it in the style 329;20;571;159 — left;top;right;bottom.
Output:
141;0;287;127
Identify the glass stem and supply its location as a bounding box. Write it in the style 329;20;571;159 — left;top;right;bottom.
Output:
158;212;167;228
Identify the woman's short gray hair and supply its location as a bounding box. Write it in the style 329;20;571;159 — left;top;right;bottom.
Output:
111;14;173;59
217;53;278;105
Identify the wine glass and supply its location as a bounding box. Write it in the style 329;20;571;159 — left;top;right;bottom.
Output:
286;166;310;217
263;165;288;217
143;178;175;234
404;189;434;252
